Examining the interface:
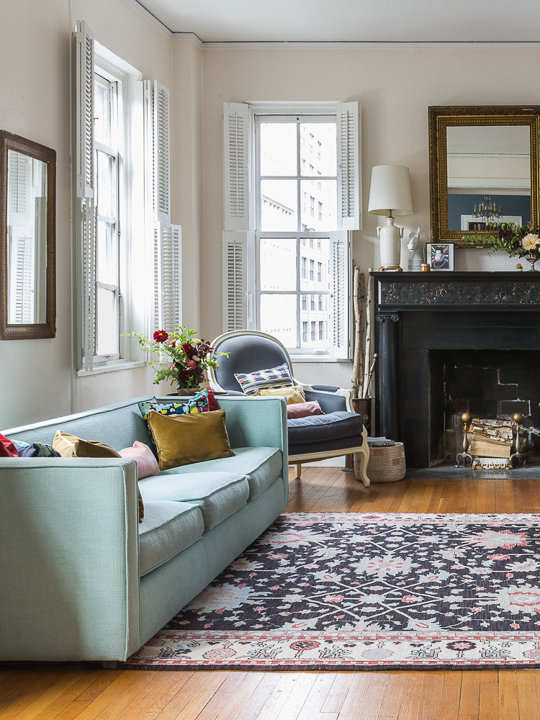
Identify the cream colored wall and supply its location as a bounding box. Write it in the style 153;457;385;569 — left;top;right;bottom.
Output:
0;0;171;428
199;45;540;387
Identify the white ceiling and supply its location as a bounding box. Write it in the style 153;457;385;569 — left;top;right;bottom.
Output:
134;0;540;43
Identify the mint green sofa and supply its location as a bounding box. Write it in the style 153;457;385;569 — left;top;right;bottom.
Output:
0;395;288;663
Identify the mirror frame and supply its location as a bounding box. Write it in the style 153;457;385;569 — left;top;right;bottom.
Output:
0;131;56;339
429;105;540;248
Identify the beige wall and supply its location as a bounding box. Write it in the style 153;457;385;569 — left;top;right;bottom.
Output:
3;2;540;429
198;45;540;386
0;0;170;428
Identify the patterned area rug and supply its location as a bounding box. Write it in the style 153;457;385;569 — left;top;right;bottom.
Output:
126;512;540;669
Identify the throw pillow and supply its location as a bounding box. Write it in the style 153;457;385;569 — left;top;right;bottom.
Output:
119;441;160;480
52;431;144;522
52;431;123;459
286;401;325;419
260;385;306;405
138;387;212;422
234;362;292;396
0;434;18;457
14;441;59;457
146;408;235;471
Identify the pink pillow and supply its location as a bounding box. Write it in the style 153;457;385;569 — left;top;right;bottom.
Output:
287;401;325;419
119;441;160;480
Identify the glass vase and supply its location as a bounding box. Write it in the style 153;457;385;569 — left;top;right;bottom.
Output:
526;253;539;272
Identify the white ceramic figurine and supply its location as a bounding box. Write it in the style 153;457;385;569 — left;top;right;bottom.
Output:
407;227;423;271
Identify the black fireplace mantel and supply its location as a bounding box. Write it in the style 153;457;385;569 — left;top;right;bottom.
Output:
371;271;540;467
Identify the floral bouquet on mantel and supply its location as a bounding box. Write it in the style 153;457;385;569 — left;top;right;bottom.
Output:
127;326;226;392
465;222;540;270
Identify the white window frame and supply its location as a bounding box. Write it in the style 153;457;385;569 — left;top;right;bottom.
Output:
222;100;360;362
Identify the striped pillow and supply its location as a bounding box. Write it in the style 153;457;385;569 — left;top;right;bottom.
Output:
234;362;293;396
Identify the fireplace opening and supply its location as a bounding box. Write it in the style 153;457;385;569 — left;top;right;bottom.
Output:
429;350;540;466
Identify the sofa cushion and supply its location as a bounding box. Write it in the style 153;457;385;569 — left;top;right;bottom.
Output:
287;411;364;446
160;447;282;500
146;409;235;471
139;472;249;530
139;501;204;577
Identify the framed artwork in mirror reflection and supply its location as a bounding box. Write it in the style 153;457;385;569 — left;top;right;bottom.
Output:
427;242;454;271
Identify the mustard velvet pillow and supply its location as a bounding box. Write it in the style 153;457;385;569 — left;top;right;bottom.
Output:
52;431;144;523
259;385;306;405
146;408;235;471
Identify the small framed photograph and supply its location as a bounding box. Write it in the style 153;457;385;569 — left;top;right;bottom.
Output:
427;242;454;271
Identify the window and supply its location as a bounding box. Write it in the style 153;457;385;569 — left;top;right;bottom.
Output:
73;21;179;373
93;73;121;360
319;321;324;340
223;101;360;360
301;295;307;310
302;321;308;342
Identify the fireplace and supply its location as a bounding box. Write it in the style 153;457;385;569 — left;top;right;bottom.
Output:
372;272;540;468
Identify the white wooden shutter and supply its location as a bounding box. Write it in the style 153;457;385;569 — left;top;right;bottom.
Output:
222;231;248;332
331;232;352;359
153;224;181;334
223;102;251;232
337;101;361;231
74;20;96;370
10;233;34;324
145;81;170;224
9;152;28;215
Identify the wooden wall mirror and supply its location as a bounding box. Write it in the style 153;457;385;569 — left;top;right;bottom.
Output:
0;131;56;339
429;106;540;247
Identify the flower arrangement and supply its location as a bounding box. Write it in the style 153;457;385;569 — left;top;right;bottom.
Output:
465;222;540;264
127;326;226;390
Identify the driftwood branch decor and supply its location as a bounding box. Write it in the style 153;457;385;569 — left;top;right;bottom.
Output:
352;267;377;399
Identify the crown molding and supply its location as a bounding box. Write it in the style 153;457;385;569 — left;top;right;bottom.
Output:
123;4;540;48
123;0;173;37
197;40;540;49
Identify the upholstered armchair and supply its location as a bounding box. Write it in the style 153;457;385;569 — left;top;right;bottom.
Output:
208;330;369;486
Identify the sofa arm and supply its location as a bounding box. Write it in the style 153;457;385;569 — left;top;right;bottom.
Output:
0;458;140;662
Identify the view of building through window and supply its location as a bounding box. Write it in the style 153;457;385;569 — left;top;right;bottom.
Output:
257;119;338;352
94;72;121;360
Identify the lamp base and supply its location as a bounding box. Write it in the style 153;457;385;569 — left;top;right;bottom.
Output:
378;265;404;272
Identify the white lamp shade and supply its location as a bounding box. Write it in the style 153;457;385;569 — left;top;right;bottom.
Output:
368;165;413;216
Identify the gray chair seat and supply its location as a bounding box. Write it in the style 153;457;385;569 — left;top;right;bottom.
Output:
288;411;364;455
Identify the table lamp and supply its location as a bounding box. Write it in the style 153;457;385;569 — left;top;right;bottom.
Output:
368;165;413;272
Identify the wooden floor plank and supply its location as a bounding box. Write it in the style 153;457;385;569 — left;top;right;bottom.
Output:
499;670;519;720
516;670;540;720
458;671;482;718
153;671;228;720
478;681;498;720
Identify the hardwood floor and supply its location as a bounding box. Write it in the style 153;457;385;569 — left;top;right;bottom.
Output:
2;466;540;719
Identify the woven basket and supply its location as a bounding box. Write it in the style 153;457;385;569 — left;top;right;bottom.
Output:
359;442;406;483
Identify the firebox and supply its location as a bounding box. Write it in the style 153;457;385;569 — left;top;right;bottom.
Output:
372;272;540;468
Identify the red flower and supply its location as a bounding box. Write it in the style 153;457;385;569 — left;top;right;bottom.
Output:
182;343;196;358
187;360;197;369
153;330;168;343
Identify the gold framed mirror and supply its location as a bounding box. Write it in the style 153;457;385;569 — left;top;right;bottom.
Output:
0;131;56;339
429;106;540;247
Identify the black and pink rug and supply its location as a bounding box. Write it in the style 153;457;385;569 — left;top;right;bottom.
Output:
127;512;540;669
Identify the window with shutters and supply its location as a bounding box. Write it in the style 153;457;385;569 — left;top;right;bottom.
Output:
73;20;178;373
223;101;360;361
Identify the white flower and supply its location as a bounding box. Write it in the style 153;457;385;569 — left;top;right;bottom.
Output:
521;233;540;251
